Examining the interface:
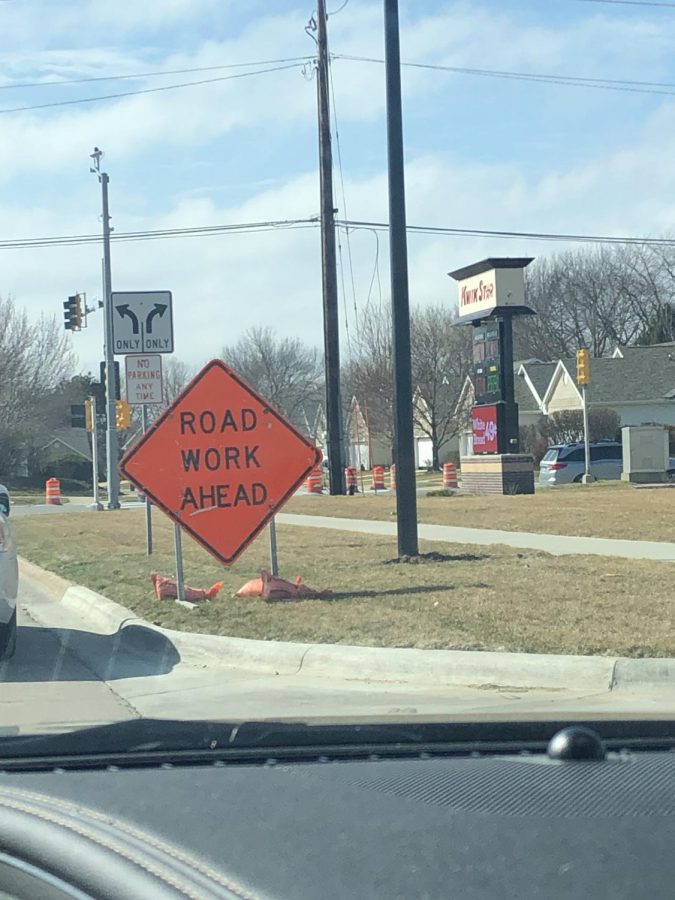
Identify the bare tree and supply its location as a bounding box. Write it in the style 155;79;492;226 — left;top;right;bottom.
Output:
0;296;75;474
342;301;394;444
344;301;473;466
411;304;472;468
221;327;323;428
161;357;195;406
518;244;675;360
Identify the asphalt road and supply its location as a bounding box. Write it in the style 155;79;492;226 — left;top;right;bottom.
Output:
2;575;673;736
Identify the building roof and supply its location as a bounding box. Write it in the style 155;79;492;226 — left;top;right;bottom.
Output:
40;428;92;462
585;347;675;403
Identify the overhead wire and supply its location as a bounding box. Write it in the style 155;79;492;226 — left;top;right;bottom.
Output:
570;0;675;7
0;62;305;114
334;54;675;97
0;56;315;91
3;218;675;251
0;218;319;250
328;52;359;343
339;219;675;246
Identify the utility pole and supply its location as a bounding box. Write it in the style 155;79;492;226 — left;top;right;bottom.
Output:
384;0;419;557
90;148;120;509
315;0;345;495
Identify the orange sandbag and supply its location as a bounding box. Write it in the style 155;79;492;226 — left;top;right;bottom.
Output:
261;569;332;601
151;573;224;602
234;577;264;598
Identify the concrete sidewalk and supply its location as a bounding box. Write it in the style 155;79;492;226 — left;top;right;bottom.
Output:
277;513;675;561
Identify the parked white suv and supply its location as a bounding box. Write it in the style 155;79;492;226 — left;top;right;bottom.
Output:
0;484;18;659
539;441;623;485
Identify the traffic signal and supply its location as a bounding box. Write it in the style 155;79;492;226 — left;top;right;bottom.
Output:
576;348;591;386
63;294;83;331
84;399;94;432
70;404;86;428
116;400;132;430
100;361;121;401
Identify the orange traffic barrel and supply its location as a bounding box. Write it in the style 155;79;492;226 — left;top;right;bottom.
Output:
371;466;386;491
305;467;323;494
345;466;358;495
443;462;459;489
45;477;62;506
390;464;396;491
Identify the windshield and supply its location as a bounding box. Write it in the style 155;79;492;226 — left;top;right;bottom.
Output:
1;0;674;749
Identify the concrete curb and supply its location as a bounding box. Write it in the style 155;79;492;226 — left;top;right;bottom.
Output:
18;557;674;692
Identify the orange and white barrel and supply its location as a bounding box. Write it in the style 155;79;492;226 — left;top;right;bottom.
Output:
345;466;358;495
45;477;62;506
305;468;323;494
371;466;386;491
443;462;459;489
390;464;396;491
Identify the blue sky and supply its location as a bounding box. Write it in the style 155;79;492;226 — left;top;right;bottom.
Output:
2;0;675;374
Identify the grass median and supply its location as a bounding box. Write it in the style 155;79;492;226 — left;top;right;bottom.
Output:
287;481;675;544
12;509;674;657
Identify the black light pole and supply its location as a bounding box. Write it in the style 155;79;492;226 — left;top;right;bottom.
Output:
384;0;419;557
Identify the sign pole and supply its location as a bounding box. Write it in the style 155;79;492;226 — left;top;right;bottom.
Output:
582;384;593;484
90;149;120;510
174;524;186;603
141;404;153;554
269;518;279;576
90;395;103;511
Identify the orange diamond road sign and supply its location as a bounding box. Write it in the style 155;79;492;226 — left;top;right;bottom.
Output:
119;359;322;566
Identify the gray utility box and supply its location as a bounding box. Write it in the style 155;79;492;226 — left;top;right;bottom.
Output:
621;425;668;484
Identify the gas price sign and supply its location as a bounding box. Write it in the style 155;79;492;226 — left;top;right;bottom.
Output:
472;322;502;405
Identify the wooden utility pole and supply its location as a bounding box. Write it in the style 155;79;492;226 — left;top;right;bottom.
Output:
316;0;345;495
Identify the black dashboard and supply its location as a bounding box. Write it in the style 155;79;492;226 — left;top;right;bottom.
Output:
0;721;673;899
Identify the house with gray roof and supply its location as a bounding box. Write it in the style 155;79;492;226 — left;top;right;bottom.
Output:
541;345;675;426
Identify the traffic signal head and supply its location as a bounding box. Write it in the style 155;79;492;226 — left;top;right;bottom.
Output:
84;399;94;432
116;400;132;430
63;294;83;331
576;348;591;385
100;361;121;400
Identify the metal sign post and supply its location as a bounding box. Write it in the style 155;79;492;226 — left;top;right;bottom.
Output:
90;148;120;510
582;384;594;484
269;518;279;577
90;396;103;511
174;524;186;603
141;404;153;555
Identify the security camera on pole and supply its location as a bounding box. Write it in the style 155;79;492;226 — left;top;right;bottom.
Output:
90;147;120;510
576;348;595;484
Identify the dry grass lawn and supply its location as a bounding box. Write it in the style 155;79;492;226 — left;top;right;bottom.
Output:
287;481;675;543
12;509;674;657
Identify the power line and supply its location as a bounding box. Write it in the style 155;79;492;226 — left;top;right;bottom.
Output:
3;216;675;251
335;54;675;97
0;218;318;250
328;54;359;341
0;56;315;91
571;0;675;7
0;62;303;114
339;219;675;246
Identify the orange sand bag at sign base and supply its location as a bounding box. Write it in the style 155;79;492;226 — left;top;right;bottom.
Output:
261;569;333;601
234;578;264;598
151;573;224;602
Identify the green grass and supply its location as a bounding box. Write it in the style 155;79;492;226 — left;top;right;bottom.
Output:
12;509;675;657
287;480;675;543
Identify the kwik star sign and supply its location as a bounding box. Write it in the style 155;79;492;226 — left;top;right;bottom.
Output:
119;360;321;565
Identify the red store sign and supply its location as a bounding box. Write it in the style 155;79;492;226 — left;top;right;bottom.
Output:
471;405;500;454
